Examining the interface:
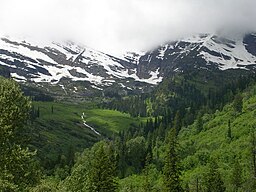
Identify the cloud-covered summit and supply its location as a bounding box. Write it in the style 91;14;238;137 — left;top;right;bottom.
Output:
0;0;255;54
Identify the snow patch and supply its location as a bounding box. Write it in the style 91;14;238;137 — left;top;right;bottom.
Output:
59;84;67;95
11;73;26;82
136;68;163;85
0;38;57;64
91;85;103;91
200;36;256;70
156;44;168;60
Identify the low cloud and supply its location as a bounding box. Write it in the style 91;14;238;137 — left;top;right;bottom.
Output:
0;0;255;54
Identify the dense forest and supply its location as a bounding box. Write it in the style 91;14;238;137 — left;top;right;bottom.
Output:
1;72;256;191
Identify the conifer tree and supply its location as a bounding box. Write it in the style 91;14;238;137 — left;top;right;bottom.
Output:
195;114;203;133
250;130;256;179
66;145;75;167
116;137;127;178
85;141;117;192
195;177;200;192
126;136;146;173
205;160;226;192
227;120;232;140
37;106;40;118
173;111;182;135
143;153;153;192
233;94;243;113
163;128;183;192
231;158;242;192
0;77;40;190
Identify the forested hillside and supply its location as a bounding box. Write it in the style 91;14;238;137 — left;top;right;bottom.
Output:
1;73;256;191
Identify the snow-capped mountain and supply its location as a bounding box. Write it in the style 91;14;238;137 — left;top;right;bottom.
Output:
136;33;256;79
0;33;255;97
0;36;162;96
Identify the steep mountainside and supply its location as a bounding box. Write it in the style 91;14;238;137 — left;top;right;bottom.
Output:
0;33;255;98
137;33;256;78
179;83;256;190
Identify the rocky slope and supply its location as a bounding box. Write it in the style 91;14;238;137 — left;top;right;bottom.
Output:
136;33;256;78
0;33;255;98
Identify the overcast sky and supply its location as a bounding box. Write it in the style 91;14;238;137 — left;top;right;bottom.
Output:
0;0;255;54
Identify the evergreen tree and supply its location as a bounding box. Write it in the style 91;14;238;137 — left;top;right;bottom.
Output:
195;177;200;192
85;141;117;192
195;113;203;133
163;128;183;192
116;137;127;178
143;153;153;192
231;158;242;192
66;145;75;167
227;120;232;140
173;111;182;135
233;94;243;113
64;141;117;192
184;182;190;192
146;98;153;117
0;77;40;190
62;149;90;191
37;106;40;118
205;160;226;192
126;136;146;173
250;129;256;179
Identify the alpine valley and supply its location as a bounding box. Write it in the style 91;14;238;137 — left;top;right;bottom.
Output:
1;32;256;191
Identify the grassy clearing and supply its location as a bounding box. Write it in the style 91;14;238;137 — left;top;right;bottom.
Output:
84;108;142;133
30;101;145;161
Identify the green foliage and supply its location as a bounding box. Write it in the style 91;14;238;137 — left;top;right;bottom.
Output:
173;111;182;135
163;129;183;192
227;119;232;140
145;98;154;117
62;141;117;192
28;79;256;191
231;158;243;191
86;141;117;192
204;160;226;192
250;129;256;179
0;77;40;190
2;70;256;191
30;101;145;171
29;178;59;192
118;174;145;192
118;167;163;192
0;77;31;143
179;83;256;191
103;95;148;117
195;113;203;133
0;177;18;192
233;94;243;113
126;137;146;174
61;149;90;192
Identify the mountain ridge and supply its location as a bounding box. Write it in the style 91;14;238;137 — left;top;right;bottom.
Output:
0;33;255;98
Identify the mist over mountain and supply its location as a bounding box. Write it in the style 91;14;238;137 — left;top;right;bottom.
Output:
0;0;256;54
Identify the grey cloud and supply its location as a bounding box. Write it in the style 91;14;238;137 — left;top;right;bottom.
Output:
0;0;255;54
